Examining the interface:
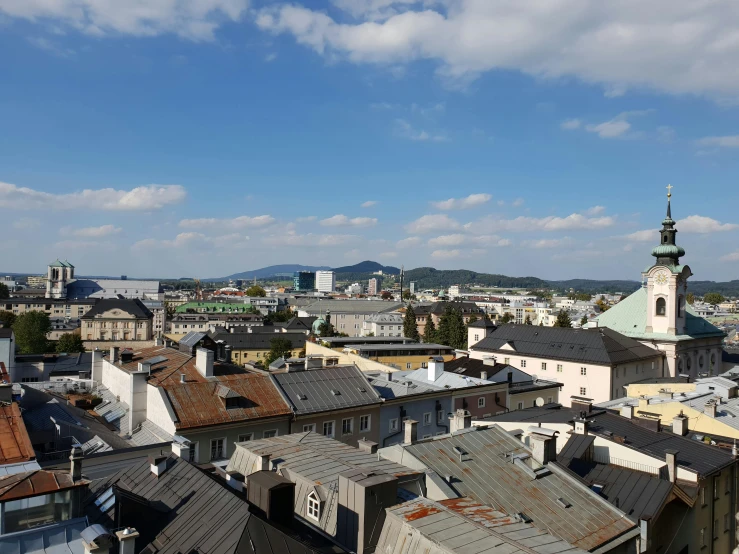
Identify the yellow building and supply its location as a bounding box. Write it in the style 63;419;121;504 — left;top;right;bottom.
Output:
209;330;306;366
81;299;153;342
347;343;455;371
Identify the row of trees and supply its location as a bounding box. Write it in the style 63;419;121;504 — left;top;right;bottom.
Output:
402;304;469;350
0;310;85;354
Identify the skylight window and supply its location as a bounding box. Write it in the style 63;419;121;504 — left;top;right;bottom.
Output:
94;487;115;512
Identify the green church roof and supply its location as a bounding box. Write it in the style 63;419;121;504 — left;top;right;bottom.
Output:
650;244;685;258
594;287;725;342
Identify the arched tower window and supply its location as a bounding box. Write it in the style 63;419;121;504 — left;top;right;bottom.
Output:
656;297;666;316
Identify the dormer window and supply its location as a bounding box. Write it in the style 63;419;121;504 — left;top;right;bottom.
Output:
307;491;321;521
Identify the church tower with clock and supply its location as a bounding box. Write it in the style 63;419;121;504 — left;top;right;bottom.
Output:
644;185;691;336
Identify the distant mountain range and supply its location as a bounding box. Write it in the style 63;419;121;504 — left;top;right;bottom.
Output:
332;261;400;275
210;264;330;281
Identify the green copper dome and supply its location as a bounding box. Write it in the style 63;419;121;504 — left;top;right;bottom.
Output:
651;243;685;258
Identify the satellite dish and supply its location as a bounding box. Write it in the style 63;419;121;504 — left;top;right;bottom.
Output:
535;397;545;407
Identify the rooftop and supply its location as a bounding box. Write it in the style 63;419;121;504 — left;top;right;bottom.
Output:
0;516;87;554
473;324;663;366
301;299;403;314
349;343;453;352
0;469;88;501
81;298;153;320
366;374;440;399
66;278;161;299
271;366;382;414
208;329;308;350
0;403;35;465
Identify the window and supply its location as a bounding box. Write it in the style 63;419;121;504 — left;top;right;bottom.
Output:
477;397;486;408
541;362;547;371
547;396;553;404
303;423;316;433
557;364;563;372
580;367;587;376
517;402;523;410
701;487;706;506
323;421;335;438
437;410;445;423
389;418;399;432
263;430;277;438
656;297;666;316
342;418;353;435
307;492;321;521
423;412;432;425
520;359;526;368
421;362;427;368
504;357;510;364
678;296;684;317
189;442;198;462
714;477;719;499
237;433;253;442
210;438;225;461
580;387;587;396
713;518;719;539
474;334;479;342
359;415;370;432
406;363;412;369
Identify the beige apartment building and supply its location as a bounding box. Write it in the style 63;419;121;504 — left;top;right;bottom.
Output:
81;298;153;341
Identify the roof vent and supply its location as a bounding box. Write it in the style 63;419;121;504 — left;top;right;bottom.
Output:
298;393;307;400
357;387;366;393
331;389;341;396
556;497;571;509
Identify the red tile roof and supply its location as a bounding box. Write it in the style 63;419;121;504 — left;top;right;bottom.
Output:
0;403;35;465
0;470;88;501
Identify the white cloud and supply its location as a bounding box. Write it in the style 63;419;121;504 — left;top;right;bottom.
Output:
179;215;275;229
54;239;109;250
296;216;317;223
133;231;250;250
696;135;739;148
361;200;378;208
0;182;186;211
380;251;399;258
396;236;422;249
721;251;739;262
255;2;739;99
512;198;525;207
320;214;378;227
431;193;491;210
61;224;122;237
394;119;446;142
411;102;445;117
584;206;606;216
677;215;739;233
3;0;249;41
262;232;359;247
27;37;75;58
469;213;616;233
583;110;651;139
405;214;461;234
623;229;656;242
523;237;572;249
265;52;278;62
561;119;581;130
428;234;510;248
431;249;463;260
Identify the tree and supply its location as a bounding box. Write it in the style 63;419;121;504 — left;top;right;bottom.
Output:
524;315;532;325
595;299;610;312
402;290;412;300
423;314;437;344
580;316;589;325
264;309;293;324
704;292;726;306
686;292;695;305
264;337;294;366
381;291;392;300
553;309;572;328
56;333;85;353
317;314;335;337
499;313;514;324
245;285;266;297
403;304;420;341
467;315;479;326
165;303;176;320
0;310;15;329
436;305;466;350
0;283;9;300
13;311;52;354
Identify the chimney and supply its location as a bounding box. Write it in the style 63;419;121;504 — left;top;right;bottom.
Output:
226;471;245;493
428;356;444;381
149;455;168;477
171;439;191;460
195;348;214;378
665;449;678;483
621;404;634;419
137;362;151;373
225;345;232;363
92;349;103;382
70;446;83;481
385;372;393;381
449;409;472;433
704;399;717;418
482;356;497;367
573;412;589;435
403;419;418;444
638;397;649;410
357;438;378;454
110;346;119;363
0;384;12;404
259;454;271;471
571;396;593;413
672;411;689;436
528;427;558;464
480;370;488;380
180;373;186;384
658;389;674;399
115;528;139;554
154;336;164;346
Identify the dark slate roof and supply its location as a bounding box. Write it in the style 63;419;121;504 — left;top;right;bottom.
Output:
468;318;497;329
210;330;307;350
81;298;153;320
274;317;317;331
0;329;12;338
271;366;382;414
485;405;736;477
558;434;595;462
473;325;663;365
179;331;207;348
443;357;511;379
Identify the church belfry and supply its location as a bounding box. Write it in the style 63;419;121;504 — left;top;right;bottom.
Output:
644;186;691;336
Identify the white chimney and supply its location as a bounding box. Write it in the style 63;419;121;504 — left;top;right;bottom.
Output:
357;438;378;454
528;427;558;465
171;439;191;460
621;404;634;419
116;528;139;554
70;446;83;481
110;346;119;364
704;399;717;418
449;409;471;433
672;411;689;436
195;348;214;378
180;373;186;384
480;371;488;380
259;454;271;471
149;455;168;477
665;449;678;483
428;357;444;381
403;419;418;444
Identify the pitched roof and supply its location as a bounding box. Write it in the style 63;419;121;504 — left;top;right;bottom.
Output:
468;318;497;329
366;374;439;399
0;329;13;339
0;469;88;501
0;403;35;465
473;324;663;366
393;426;636;551
0;516;87;554
165;375;292;430
595;287;725;341
66;278;160;299
81;298;153;320
271;366;382;414
444;357;513;380
413;301;483;316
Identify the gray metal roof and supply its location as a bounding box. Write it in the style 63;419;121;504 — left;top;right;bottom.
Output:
320;336;416;345
388;426;636;551
367;374;439;399
350;343;453;352
271;366;382;414
473;325;663;366
377;497;587;554
558;434;595;462
179;331;207;348
0;517;88;554
66;278;161;299
210;330;308;350
227;432;424;538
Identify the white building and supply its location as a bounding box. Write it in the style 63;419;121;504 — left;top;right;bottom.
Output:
315;271;336;293
368;278;380;296
361;313;404;337
346;283;363;295
448;285;461;299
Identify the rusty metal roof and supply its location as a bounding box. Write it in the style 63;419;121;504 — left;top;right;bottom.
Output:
0;403;35;465
377;496;588;554
0;469;89;501
165;375;292;431
391;426;637;551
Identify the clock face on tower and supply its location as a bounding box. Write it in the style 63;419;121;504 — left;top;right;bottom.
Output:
655;272;668;285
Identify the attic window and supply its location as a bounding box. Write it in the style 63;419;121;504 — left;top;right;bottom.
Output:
307;491;321;521
331;390;341;396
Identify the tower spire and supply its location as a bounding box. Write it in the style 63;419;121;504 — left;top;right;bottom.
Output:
666;184;672;218
651;185;684;267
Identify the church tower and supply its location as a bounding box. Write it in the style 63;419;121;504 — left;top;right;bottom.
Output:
45;260;74;299
644;186;692;336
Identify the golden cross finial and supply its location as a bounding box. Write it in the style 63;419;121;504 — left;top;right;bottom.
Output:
666;184;673;198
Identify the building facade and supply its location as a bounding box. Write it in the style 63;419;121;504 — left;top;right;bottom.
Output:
368;278;380;296
361;313;404;337
315;271;336;293
81;299;154;342
293;271;316;292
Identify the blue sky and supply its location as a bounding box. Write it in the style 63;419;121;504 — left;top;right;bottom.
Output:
2;1;739;281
